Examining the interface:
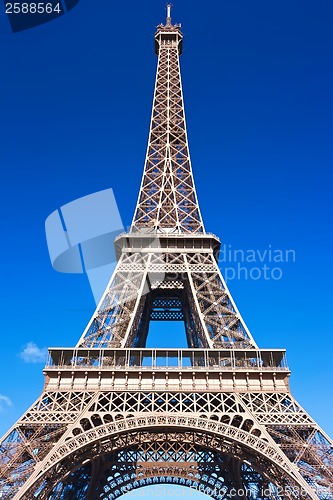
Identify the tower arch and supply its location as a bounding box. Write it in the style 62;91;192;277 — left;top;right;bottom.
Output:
15;416;316;499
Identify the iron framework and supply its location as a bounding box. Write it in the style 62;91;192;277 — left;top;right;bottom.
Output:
1;5;332;500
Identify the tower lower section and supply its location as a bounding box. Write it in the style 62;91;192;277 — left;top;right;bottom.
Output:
1;349;332;499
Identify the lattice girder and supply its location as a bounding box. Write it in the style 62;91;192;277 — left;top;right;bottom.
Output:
131;19;204;234
77;236;257;349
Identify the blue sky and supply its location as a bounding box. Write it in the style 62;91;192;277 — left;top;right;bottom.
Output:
0;0;332;491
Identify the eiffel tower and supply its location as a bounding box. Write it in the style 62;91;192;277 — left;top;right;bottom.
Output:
1;5;332;500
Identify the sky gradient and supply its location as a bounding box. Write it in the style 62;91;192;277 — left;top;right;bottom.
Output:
0;0;332;494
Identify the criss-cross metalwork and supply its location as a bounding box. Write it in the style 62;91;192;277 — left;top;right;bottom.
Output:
0;5;332;500
131;11;204;235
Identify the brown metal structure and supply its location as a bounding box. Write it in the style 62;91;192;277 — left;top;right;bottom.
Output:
0;6;332;500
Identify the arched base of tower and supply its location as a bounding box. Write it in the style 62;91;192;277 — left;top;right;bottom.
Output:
20;428;309;500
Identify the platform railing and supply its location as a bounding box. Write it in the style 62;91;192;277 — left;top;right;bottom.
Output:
46;347;288;371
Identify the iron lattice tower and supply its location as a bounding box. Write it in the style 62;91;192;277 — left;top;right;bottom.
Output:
1;6;332;500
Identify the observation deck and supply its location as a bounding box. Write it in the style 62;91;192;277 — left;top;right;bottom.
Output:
114;232;221;260
44;347;290;393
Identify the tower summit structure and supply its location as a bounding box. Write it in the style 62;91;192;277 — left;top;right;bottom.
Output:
0;6;332;500
131;3;203;236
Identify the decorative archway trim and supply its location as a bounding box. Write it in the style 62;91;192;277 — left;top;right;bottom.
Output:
26;414;312;496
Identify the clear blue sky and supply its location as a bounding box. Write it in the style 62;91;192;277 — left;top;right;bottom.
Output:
0;0;332;492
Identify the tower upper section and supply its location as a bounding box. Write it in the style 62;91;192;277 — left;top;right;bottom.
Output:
131;6;205;234
154;4;183;55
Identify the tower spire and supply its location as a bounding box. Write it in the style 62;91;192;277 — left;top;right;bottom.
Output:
166;3;172;26
131;5;200;234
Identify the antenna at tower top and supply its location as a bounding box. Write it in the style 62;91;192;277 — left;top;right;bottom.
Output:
166;3;172;26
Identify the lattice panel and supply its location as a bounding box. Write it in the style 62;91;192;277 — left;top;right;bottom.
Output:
78;253;149;348
238;393;333;491
22;392;96;423
0;423;67;499
90;391;243;415
186;253;257;348
238;393;314;424
267;426;333;490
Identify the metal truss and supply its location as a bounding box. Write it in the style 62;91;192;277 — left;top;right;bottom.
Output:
77;246;257;349
1;6;332;500
131;11;204;234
